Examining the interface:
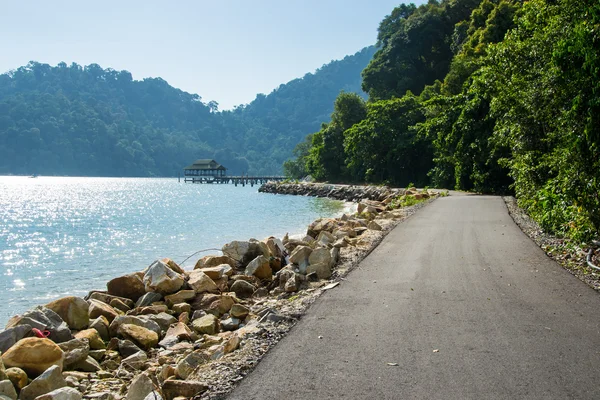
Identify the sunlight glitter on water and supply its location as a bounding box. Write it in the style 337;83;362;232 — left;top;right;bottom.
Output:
0;176;349;326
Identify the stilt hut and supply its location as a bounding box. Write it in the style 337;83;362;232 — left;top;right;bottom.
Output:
183;159;227;183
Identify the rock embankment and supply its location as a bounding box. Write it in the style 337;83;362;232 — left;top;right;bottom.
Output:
259;182;406;201
0;186;438;400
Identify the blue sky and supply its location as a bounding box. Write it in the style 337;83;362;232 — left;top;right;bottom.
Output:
0;1;425;109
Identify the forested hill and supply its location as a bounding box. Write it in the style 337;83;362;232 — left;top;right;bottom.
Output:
0;46;374;176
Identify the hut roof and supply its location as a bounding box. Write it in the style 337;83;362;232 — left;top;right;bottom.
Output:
183;159;227;170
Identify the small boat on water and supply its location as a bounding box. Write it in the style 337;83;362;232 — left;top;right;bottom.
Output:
29;174;38;178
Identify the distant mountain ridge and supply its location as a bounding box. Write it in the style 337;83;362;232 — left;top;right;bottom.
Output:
0;46;375;176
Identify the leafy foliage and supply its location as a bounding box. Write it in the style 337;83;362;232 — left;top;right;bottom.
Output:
286;0;600;241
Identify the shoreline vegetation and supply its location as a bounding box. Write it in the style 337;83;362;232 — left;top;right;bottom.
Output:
0;183;440;400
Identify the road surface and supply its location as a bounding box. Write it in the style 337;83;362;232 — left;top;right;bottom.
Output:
227;195;600;399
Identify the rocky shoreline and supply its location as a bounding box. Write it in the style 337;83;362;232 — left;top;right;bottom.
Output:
0;184;439;400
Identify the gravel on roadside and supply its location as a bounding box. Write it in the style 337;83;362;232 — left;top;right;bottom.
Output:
503;196;600;291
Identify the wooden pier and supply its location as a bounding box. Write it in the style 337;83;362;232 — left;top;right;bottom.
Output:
181;159;285;186
183;175;285;186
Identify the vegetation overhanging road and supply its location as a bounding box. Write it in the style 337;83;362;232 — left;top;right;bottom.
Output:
227;194;600;399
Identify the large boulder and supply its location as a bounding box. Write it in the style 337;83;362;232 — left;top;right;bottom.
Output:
144;313;177;334
160;258;185;275
45;297;89;331
126;373;155;400
164;290;196;308
277;267;303;292
57;338;89;369
230;280;256;299
73;329;105;350
190;294;235;316
187;270;218;294
158;323;196;348
308;248;333;267
6;307;71;344
221;240;269;266
244;255;272;281
191;315;219;335
307;218;339;238
289;246;312;274
106;274;146;302
2;338;63;377
175;351;209;380
109;339;142;358
118;324;159;350
316;231;335;247
194;255;237;270
0;325;32;353
88;316;110;342
19;365;66;400
306;262;332;280
264;237;285;258
143;260;184;295
161;380;207;400
87;300;120;323
109;315;161;338
230;304;249;319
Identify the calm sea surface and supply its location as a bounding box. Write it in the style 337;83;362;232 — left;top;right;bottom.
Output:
0;177;349;326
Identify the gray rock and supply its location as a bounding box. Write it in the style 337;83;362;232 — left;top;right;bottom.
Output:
19;365;67;400
308;247;332;267
125;373;155;400
190;310;206;320
121;351;147;371
33;387;82;400
221;240;269;266
144;313;176;334
7;307;71;343
175;351;209;379
220;317;240;331
58;338;90;369
88;317;110;342
289;246;312;274
0;380;17;400
0;325;32;353
88;350;106;362
230;280;255;299
143;260;184;295
134;293;162;308
71;356;100;372
306;262;332;280
120;341;143;358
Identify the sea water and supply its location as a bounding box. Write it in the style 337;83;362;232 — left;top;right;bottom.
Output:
0;176;349;326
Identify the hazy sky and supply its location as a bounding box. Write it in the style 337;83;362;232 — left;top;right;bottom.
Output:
0;1;425;109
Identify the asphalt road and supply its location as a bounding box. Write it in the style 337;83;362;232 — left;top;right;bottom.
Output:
227;195;600;400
